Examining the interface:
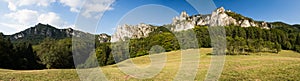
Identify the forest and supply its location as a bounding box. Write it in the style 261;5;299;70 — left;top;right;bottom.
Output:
1;24;300;69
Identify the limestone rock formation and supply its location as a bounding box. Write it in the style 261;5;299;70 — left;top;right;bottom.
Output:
110;7;274;42
111;23;156;42
171;7;272;31
98;33;111;43
8;23;91;44
171;11;195;31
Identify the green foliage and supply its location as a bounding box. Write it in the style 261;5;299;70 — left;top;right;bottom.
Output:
9;23;73;45
0;33;14;68
35;38;74;69
275;42;282;53
89;24;300;67
194;25;210;47
225;12;254;22
95;43;112;66
270;22;291;28
0;33;41;69
90;26;202;67
224;25;300;55
295;45;300;53
12;43;42;69
2;22;300;70
226;37;247;55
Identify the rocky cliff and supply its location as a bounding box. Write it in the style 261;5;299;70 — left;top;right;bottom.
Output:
98;33;111;43
12;24;70;39
171;7;271;31
111;7;273;42
111;23;156;42
8;23;88;44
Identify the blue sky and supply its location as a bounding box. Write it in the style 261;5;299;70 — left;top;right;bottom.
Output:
0;0;300;35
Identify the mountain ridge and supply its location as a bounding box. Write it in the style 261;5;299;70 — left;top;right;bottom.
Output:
5;23;91;44
4;7;300;44
111;7;298;42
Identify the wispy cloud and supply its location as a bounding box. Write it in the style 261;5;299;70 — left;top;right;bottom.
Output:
4;0;55;11
59;0;83;12
1;0;117;34
80;0;115;18
38;12;68;28
3;9;70;32
4;9;39;24
58;0;116;18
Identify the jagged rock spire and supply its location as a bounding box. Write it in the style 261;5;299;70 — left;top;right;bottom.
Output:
111;23;155;42
215;6;225;13
180;11;189;18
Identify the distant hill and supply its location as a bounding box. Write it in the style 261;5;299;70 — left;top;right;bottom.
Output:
5;23;90;45
111;7;300;42
4;23;113;45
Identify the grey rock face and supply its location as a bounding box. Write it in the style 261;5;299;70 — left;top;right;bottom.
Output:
9;23;88;41
98;33;111;43
111;23;156;42
110;7;273;42
171;7;271;31
171;11;195;31
241;20;251;27
209;7;237;27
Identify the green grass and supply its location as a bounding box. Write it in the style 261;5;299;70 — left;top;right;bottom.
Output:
0;69;80;81
1;48;300;81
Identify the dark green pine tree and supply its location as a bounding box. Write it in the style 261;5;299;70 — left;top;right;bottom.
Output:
0;33;14;68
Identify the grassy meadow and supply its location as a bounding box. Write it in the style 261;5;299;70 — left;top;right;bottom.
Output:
1;48;300;81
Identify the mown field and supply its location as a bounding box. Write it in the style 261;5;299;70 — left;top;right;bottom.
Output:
1;48;300;81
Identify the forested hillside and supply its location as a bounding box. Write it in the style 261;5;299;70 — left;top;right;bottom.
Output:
1;22;300;69
83;24;300;67
1;7;300;70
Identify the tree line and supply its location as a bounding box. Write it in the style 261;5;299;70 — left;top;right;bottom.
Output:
1;24;300;69
83;25;300;67
0;33;41;69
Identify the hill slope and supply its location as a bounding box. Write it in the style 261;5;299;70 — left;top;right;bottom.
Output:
5;23;77;44
1;48;300;80
4;23;103;45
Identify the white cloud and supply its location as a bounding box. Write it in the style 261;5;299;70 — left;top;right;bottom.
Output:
1;0;83;34
7;1;17;11
4;9;39;24
4;0;55;11
4;0;115;18
59;0;115;18
19;0;55;7
1;0;115;34
3;9;71;34
0;22;28;32
38;12;67;28
59;0;82;12
81;0;115;18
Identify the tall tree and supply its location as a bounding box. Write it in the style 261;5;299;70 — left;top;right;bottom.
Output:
0;33;14;68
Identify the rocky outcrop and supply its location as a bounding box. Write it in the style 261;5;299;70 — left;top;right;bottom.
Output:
209;7;237;27
98;33;111;43
8;23;89;44
111;23;156;42
240;20;251;27
110;7;275;42
171;11;195;31
11;23;69;40
171;7;272;31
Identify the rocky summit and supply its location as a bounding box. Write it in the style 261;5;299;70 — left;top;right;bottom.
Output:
171;7;271;31
111;7;274;42
7;23;89;44
111;23;156;42
98;33;111;43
